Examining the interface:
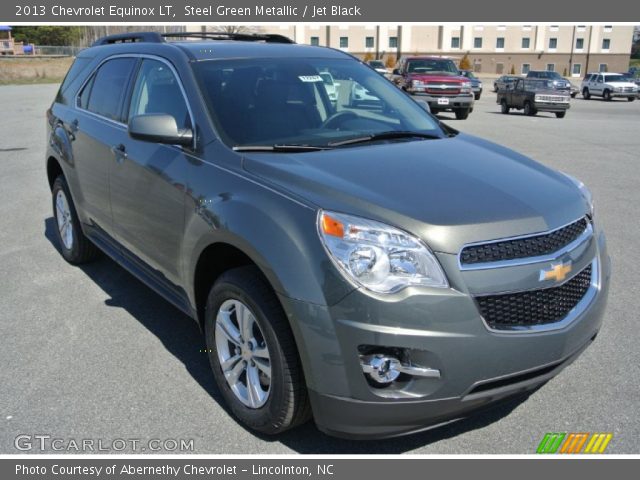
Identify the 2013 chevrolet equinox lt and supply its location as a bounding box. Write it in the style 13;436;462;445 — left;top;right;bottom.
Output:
46;32;611;439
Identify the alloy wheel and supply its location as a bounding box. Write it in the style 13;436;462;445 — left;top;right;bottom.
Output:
55;190;73;250
215;299;271;408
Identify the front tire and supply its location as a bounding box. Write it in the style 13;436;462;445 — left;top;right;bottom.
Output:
555;111;566;118
500;99;510;114
583;88;591;99
603;89;612;101
51;175;99;265
524;101;537;116
474;93;481;100
628;97;636;102
204;266;311;435
455;108;470;120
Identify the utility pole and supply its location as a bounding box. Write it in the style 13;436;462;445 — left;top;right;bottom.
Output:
585;26;593;73
569;25;576;76
375;25;380;59
397;25;403;61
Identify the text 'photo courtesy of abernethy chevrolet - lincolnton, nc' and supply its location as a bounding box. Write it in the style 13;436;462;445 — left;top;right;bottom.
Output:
46;30;610;439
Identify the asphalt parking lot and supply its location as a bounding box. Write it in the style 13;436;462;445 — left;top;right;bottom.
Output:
0;83;638;454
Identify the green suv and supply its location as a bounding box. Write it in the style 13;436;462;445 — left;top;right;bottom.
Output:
46;32;610;439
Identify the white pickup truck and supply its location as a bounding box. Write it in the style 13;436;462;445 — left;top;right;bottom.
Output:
581;72;638;101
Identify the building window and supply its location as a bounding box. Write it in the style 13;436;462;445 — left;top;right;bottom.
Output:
523;25;532;31
339;36;348;48
577;25;586;32
496;37;505;49
602;38;611;50
473;37;483;48
365;36;374;48
451;36;460;49
497;25;506;31
572;63;582;76
546;64;555;72
550;25;559;32
310;36;319;46
599;63;607;72
549;38;558;49
389;36;398;48
521;63;531;75
576;38;584;49
604;25;612;32
496;63;504;74
521;37;530;49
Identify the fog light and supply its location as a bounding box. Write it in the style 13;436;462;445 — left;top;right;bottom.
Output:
360;353;441;385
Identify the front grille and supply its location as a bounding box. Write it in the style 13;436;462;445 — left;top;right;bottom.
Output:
460;217;589;265
425;82;461;95
475;264;592;329
536;95;569;103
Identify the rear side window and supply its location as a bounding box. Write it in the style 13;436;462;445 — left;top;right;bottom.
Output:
128;59;190;130
56;56;93;105
79;57;136;122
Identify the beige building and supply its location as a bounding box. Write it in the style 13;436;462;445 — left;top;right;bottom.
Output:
260;25;635;76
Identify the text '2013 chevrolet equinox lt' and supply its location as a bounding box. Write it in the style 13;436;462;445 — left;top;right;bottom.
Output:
46;32;611;439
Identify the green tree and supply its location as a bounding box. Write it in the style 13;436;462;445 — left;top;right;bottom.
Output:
459;53;472;71
11;26;82;46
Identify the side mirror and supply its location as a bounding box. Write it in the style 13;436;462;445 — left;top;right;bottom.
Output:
128;114;193;147
414;99;431;113
392;68;400;75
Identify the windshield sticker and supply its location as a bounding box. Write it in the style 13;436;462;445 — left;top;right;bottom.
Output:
298;75;323;82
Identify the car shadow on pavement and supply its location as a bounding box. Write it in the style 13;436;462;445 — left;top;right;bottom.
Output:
45;216;536;454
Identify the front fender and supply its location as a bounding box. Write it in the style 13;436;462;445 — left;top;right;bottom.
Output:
182;161;354;309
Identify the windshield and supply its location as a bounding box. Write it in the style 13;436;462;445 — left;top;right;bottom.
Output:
369;61;385;68
604;74;624;82
406;58;458;74
461;71;477;79
193;57;444;149
524;79;555;90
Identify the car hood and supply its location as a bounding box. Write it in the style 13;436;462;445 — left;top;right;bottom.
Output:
408;73;465;83
533;88;570;96
241;134;588;253
605;81;638;88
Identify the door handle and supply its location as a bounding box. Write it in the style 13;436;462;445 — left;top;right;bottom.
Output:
110;144;128;163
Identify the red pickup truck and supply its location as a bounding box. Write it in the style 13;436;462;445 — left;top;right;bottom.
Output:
391;56;474;119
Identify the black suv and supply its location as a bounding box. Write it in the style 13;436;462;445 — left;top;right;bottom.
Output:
46;32;609;439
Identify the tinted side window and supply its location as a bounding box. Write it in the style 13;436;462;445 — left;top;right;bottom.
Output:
128;59;190;130
56;56;93;105
83;58;136;121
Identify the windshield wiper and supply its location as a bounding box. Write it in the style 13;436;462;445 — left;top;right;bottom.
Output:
233;144;330;152
328;131;443;147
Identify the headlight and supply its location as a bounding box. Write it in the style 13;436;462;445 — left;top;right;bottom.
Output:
317;211;448;293
561;173;594;217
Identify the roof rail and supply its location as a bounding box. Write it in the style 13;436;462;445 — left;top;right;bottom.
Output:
162;32;295;44
92;32;165;47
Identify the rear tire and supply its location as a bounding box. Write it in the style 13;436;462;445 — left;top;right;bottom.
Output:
474;93;481;100
51;175;99;265
628;97;636;102
204;266;311;435
500;99;510;114
455;109;470;120
555;111;566;118
582;88;591;99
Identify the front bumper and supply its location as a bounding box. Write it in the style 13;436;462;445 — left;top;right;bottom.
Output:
279;229;610;439
407;92;474;110
534;102;570;112
610;91;638;97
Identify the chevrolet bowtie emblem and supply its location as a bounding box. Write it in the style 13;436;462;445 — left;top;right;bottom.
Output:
540;262;572;282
